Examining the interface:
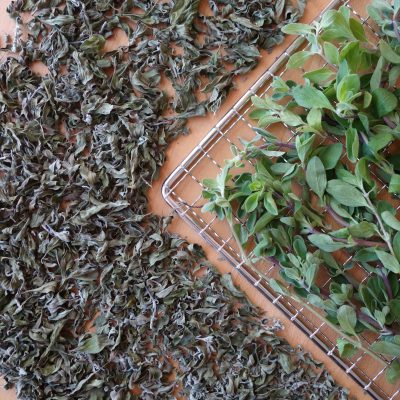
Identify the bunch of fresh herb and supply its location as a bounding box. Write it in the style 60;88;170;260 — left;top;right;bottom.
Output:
203;2;400;385
0;0;350;399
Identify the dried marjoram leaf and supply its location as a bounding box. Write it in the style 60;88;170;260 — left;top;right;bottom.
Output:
0;0;347;398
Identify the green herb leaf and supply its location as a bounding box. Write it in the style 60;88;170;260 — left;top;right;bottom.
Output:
376;250;400;273
288;51;314;68
372;88;398;117
254;212;276;233
292;85;334;110
281;23;314;35
394;232;400;261
264;192;278;216
306;108;322;131
295;133;315;164
318;143;343;170
336;305;357;335
389;174;400;194
243;192;261;213
370;339;400;356
348;222;377;238
381;211;400;231
326;180;368;207
337;338;358;358
379;39;400;64
308;233;348;252
345;127;359;163
306;156;327;199
336;74;360;103
324;42;340;65
370;56;384;92
386;360;400;384
349;18;367;41
303;67;334;84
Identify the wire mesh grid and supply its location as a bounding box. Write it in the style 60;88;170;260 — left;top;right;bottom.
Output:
162;0;400;399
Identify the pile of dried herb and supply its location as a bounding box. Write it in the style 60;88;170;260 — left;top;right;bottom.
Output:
0;0;349;399
203;0;400;386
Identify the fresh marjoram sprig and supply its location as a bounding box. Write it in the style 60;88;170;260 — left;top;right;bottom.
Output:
202;2;400;385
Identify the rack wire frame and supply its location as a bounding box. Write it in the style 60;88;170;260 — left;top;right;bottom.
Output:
162;1;400;399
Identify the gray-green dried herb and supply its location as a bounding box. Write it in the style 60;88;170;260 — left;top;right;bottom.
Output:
0;0;347;398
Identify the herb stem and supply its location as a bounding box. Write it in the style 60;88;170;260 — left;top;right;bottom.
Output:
309;227;388;249
383;116;396;129
258;142;296;150
325;205;350;227
333;236;388;248
361;188;395;257
378;266;393;300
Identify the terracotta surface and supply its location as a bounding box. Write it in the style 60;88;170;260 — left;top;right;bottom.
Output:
0;1;372;399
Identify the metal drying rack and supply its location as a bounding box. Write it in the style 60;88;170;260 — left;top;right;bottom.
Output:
162;0;400;399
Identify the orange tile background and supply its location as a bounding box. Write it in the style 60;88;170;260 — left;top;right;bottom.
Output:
0;1;372;398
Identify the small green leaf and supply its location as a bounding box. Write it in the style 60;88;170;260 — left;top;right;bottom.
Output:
261;149;286;157
318;143;343;170
379;40;400;64
376;250;400;273
389;174;400;194
324;42;340;65
281;23;314;35
293;236;307;259
253;239;269;257
303;67;334;84
306;108;322;131
337;338;358;358
295;133;315;164
254;212;275;233
355;158;372;186
292;85;334;110
308;293;325;308
348;221;377;238
368;132;393;154
201;202;216;214
389;65;400;87
264;192;278;216
251;95;283;111
336;74;360;103
394;232;400;261
382;211;400;231
243;192;260;213
269;279;290;296
251;95;269;109
370;56;384;92
386;360;400;384
337;305;357;335
288;51;314;68
372;88;398;117
345;127;359;163
306;156;326;199
370;339;400;356
349;18;366;41
326;180;368;207
280;110;304;126
233;223;248;245
364;92;372;108
308;233;348;252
